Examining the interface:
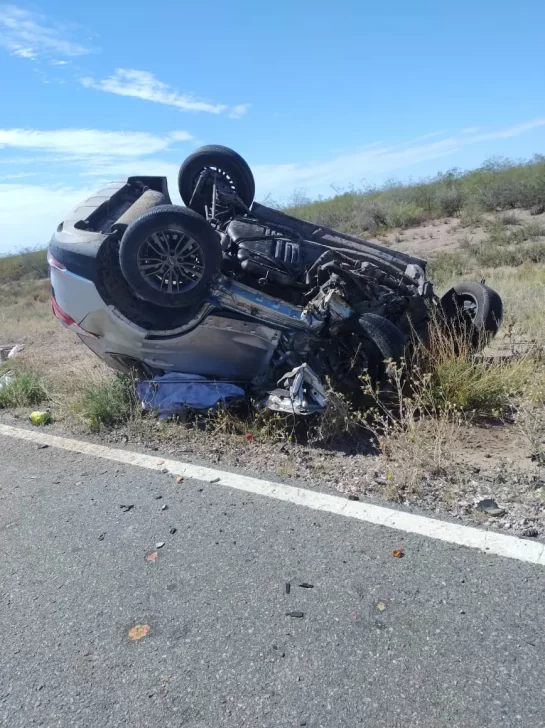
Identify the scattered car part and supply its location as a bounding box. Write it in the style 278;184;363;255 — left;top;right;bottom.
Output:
265;363;327;415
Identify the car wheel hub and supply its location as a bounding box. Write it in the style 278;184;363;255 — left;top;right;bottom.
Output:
137;229;205;294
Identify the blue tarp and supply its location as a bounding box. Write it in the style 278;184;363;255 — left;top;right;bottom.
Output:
136;373;245;419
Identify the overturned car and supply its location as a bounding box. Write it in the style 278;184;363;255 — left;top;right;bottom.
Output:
48;145;503;413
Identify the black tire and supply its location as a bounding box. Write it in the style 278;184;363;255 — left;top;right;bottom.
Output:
440;282;503;345
119;205;221;309
358;313;406;383
358;313;406;362
178;145;255;214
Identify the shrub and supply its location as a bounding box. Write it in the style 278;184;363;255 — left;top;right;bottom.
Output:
0;248;48;284
435;185;463;216
282;154;545;236
0;370;47;409
78;375;135;432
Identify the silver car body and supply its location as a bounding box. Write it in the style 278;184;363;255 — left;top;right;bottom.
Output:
49;176;429;383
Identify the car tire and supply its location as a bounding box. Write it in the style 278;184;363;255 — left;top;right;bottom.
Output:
358;313;406;382
119;205;221;309
178;145;255;214
440;282;503;345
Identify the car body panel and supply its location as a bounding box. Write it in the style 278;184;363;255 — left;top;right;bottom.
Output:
48;173;432;387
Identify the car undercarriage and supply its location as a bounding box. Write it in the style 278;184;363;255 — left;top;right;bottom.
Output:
48;145;503;415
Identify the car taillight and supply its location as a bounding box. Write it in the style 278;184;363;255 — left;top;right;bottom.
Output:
51;297;99;339
47;251;66;271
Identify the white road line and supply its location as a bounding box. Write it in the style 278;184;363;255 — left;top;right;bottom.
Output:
1;422;544;566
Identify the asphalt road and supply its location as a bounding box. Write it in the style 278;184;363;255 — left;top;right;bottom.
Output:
1;433;545;728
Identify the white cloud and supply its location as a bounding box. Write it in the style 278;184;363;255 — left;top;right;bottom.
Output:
0;183;98;253
0;4;93;59
12;46;36;59
0;127;193;158
81;68;249;117
229;104;251;119
250;117;545;198
2;116;545;252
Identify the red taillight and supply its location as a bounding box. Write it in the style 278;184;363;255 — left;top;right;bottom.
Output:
51;297;99;339
47;251;66;271
51;297;74;325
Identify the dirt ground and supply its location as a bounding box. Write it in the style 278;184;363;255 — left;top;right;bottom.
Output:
2;214;545;539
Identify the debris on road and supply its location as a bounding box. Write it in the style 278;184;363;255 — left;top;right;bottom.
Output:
348;494;360;501
145;552;158;561
376;601;387;611
156;542;165;549
161;504;168;511
176;475;184;483
286;611;304;618
210;477;220;483
392;549;404;558
298;583;314;589
169;528;177;535
98;532;106;541
128;624;150;641
37;444;49;450
119;504;134;512
476;498;506;517
285;582;291;594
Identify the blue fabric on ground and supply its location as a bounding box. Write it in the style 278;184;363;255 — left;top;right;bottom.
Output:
136;373;245;418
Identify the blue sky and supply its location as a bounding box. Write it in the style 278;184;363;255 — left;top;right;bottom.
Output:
0;0;544;253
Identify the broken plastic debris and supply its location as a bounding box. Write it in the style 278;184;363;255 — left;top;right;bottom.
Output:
161;505;168;511
285;582;291;594
145;552;158;561
128;624;150;641
7;344;24;359
0;372;14;390
348;494;360;501
120;504;134;512
0;344;24;362
176;475;184;483
169;528;177;535
98;532;106;541
476;498;506;517
392;549;404;558
376;601;386;612
286;611;304;618
264;363;327;415
298;583;314;589
210;477;220;483
29;411;51;426
155;542;165;549
245;433;254;442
